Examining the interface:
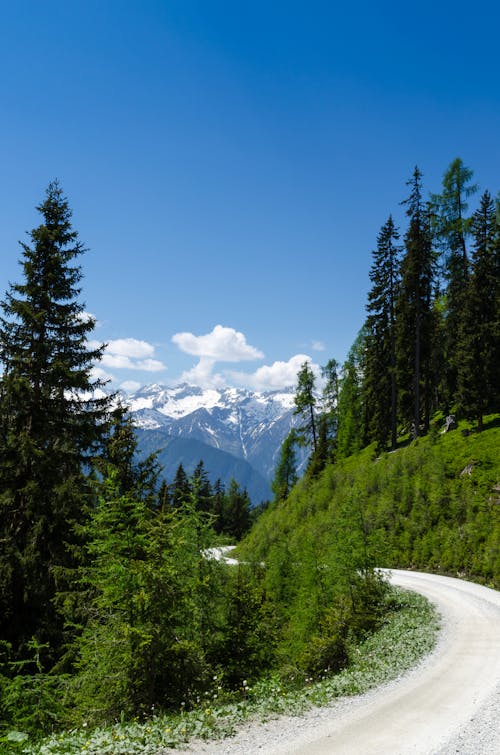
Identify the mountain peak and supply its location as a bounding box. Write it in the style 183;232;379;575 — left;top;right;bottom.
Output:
125;382;301;485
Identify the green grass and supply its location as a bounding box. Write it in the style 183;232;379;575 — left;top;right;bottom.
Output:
14;587;439;755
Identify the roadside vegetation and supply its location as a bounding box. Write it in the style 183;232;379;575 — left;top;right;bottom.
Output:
7;589;437;754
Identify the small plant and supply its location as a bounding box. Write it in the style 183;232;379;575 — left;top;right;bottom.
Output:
0;640;69;739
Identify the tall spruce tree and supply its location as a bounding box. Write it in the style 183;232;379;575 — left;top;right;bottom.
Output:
457;190;500;428
431;158;477;403
224;479;252;540
396;167;437;436
307;359;340;476
271;430;299;503
97;405;159;507
171;463;191;508
320;358;340;457
336;329;367;458
293;360;318;454
191;460;213;514
0;181;110;659
364;216;401;451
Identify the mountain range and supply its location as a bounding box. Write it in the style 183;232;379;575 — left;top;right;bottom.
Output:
125;383;301;504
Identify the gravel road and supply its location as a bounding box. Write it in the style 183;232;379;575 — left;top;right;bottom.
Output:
182;570;500;754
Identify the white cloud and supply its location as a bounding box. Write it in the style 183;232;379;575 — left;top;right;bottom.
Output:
90;365;114;383
100;353;134;369
106;338;155;359
87;337;166;373
312;340;326;352
100;353;166;372
120;380;142;393
230;354;320;391
178;357;225;389
137;358;166;372
77;310;97;325
172;324;263;362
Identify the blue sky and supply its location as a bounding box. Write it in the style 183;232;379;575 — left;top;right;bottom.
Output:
1;1;499;392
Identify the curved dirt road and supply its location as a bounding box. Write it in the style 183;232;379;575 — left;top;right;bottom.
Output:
289;570;500;754
194;570;500;754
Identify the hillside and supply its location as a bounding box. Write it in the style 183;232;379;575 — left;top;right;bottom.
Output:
135;429;272;503
240;416;500;587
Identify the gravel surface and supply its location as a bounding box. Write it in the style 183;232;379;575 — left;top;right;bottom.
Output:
169;571;500;755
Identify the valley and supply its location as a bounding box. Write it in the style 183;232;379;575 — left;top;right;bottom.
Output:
126;382;304;503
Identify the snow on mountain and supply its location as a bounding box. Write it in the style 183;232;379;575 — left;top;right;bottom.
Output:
124;383;299;483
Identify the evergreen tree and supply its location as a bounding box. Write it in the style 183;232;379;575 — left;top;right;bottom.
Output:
171;463;191;508
157;479;171;510
223;479;252;540
431;158;476;262
191;459;213;514
73;470;220;721
307;357;341;477
97;405;159;507
336;330;367;458
293;361;318;453
320;358;340;460
364;216;401;450
0;182;110;659
271;430;299;503
396;168;437;436
457;191;500;427
211;478;227;534
431;158;477;403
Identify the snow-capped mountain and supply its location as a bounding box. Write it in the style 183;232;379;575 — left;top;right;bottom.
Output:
124;383;300;491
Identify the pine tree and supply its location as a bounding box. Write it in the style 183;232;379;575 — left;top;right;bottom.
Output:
306;359;339;476
157;479;171;510
457;191;500;427
171;463;191;508
364;216;401;450
211;478;227;534
191;459;213;514
396;168;437;436
271;430;299;503
73;470;218;720
307;415;331;477
0;181;110;659
224;479;252;540
293;361;318;453
431;158;477;403
97;405;159;507
320;358;340;459
336;330;367;458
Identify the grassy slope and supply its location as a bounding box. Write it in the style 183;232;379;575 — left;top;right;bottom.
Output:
240;416;500;587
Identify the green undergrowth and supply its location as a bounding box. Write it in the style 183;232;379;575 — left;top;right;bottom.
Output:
12;587;438;755
242;416;500;587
